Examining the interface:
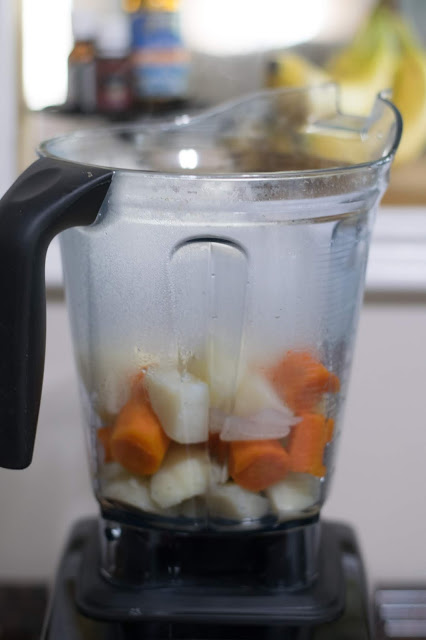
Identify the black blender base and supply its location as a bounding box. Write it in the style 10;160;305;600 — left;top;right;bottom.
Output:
42;519;371;640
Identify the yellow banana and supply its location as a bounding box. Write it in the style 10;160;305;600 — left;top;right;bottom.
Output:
389;13;426;165
327;8;398;116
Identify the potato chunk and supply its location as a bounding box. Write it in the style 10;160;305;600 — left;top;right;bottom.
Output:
208;482;269;520
150;446;210;509
145;368;209;444
266;473;320;517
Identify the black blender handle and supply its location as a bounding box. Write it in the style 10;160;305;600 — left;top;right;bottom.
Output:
0;157;113;469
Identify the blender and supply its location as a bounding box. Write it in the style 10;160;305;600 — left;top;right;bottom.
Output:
0;86;401;638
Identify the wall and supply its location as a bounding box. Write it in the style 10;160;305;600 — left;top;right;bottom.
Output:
1;299;426;585
0;0;17;195
324;301;426;585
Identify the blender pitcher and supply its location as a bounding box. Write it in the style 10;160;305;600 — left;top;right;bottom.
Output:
0;86;400;597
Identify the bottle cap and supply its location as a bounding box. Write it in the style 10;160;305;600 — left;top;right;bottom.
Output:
96;14;131;57
71;9;98;42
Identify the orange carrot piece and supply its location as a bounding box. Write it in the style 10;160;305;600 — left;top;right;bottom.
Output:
111;396;170;476
208;432;229;464
288;413;327;477
97;426;114;463
265;351;340;414
229;439;290;492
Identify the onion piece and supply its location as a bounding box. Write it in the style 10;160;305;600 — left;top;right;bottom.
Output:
220;409;300;441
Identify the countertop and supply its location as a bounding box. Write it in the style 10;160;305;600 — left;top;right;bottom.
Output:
0;584;47;639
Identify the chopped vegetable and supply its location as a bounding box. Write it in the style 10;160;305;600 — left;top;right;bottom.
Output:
103;474;162;514
229;439;290;492
97;425;114;463
88;347;155;418
287;413;327;477
188;347;244;411
145;367;210;444
110;396;170;476
265;350;340;414
95;341;342;524
234;371;295;418
208;408;227;434
266;473;321;516
207;482;270;520
209;459;229;485
220;409;296;441
179;496;207;519
150;445;210;509
99;461;128;484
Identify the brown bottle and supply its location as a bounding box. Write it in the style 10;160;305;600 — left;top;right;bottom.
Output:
67;10;97;113
95;14;133;116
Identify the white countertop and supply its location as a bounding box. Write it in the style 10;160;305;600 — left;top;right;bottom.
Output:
45;205;426;294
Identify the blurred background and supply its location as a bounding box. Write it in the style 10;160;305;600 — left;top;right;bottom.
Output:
2;0;426;198
1;0;426;627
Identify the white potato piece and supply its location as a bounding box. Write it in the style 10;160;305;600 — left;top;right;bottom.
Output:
188;348;245;412
99;462;127;484
209;460;229;485
207;483;269;520
82;346;158;417
234;371;294;418
178;496;207;519
103;474;160;514
145;368;209;444
150;446;210;509
266;473;321;517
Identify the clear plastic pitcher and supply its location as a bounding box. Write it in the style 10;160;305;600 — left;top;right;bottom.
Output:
0;86;401;533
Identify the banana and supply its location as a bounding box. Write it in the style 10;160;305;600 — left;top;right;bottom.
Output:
267;53;330;89
390;14;426;165
265;6;426;165
327;8;398;116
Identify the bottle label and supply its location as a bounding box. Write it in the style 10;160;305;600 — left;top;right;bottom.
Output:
131;11;189;99
96;61;133;113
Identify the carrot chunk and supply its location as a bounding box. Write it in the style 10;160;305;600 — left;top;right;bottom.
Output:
97;426;114;463
288;413;327;477
111;396;170;476
229;439;290;492
265;351;340;414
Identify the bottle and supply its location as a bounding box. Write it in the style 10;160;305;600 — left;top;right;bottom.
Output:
67;10;97;113
95;14;133;116
130;0;190;110
122;0;142;11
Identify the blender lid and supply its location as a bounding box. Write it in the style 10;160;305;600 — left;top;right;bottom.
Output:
38;85;402;178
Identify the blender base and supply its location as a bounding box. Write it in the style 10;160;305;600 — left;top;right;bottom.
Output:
76;518;344;626
42;519;371;639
